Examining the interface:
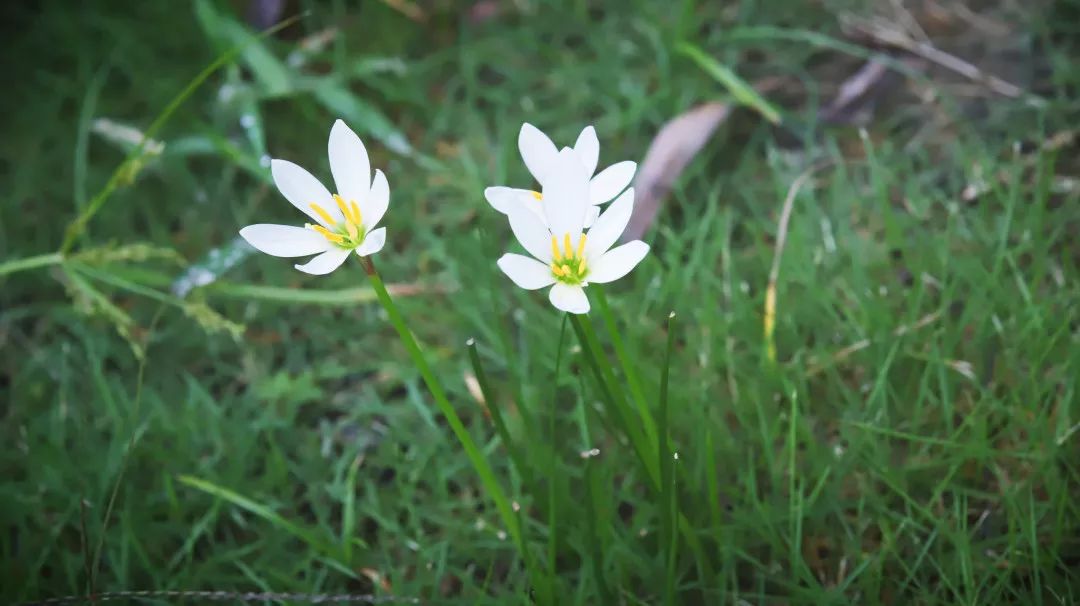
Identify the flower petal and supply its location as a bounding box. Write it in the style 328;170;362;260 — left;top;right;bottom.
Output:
507;203;553;263
541;147;590;242
271;159;339;227
518;122;559;183
589;160;636;205
585;187;634;259
294;247;351;275
548;282;590;314
583;204;601;228
497;253;556;290
239;224;334;257
573;125;599;177
328;119;371;206
363;169;389;229
485;186;529;215
355;227;386;257
588;240;649;284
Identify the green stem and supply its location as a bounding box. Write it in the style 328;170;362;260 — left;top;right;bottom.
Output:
547;316;568;575
660;311;677;606
593;286;658;446
466;339;526;482
0;252;64;277
59;15;303;254
583;458;613;604
574;310;715;586
568;313;660;489
363;261;520;550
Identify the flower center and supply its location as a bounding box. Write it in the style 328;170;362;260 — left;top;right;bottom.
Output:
306;194;365;249
550;233;588;285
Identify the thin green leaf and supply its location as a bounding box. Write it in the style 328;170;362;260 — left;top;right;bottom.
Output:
677;42;782;124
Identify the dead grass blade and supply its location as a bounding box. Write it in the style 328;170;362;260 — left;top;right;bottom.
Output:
764;165;828;362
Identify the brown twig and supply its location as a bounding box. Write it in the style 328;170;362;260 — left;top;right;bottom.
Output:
843;17;1029;100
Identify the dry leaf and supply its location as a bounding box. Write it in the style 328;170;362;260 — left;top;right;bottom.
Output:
623;102;731;241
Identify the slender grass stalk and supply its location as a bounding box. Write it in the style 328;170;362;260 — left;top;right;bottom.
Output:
59;14;303;254
659;311;677;606
572;311;715;586
0;252;64;277
361;259;520;551
546;316;569;576
568;313;660;487
592;286;658;445
90;305;165;595
466;339;526;480
583;456;613;604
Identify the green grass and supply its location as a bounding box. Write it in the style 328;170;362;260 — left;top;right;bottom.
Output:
2;1;1079;604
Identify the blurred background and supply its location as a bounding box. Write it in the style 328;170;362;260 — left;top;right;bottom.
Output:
2;0;1078;603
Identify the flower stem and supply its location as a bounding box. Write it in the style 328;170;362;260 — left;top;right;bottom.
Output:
361;259;520;550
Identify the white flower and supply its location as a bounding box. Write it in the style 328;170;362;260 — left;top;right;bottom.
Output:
496;147;650;314
484;123;636;228
239;120;389;275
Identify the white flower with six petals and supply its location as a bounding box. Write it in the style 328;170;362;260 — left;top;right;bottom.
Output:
496;146;649;314
239;120;389;275
484;123;636;229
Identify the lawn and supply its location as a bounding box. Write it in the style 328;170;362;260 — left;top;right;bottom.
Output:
2;1;1078;604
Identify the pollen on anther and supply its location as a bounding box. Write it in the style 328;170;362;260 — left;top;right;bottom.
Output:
311;224;344;244
333;194;352;220
563;234;573;259
550;236;562;261
309;202;338;226
531;191;542;201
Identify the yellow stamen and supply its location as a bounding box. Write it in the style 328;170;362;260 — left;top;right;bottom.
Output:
578;256;587;276
563;234;573;259
309;202;338;226
531;191;543;201
576;234;587;259
345;221;360;240
333;194;353;223
551;263;565;277
551;236;562;262
561;264;572;276
311;224;344;244
350;201;363;225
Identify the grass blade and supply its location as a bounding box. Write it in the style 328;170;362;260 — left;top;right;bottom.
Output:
677;42;782;124
178;475;343;560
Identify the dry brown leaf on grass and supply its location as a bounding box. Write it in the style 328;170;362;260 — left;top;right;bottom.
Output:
622;102;732;241
624;78;786;241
